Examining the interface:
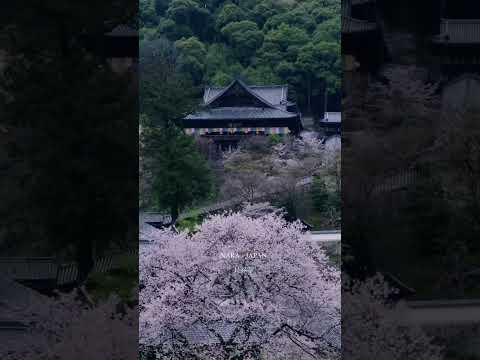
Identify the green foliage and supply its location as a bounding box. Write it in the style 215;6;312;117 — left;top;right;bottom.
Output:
140;0;341;115
140;38;197;125
204;43;230;79
251;0;286;26
311;176;340;214
216;3;247;30
268;134;282;145
242;65;281;85
175;36;207;83
158;18;192;40
145;125;213;222
221;20;263;63
164;0;212;40
86;254;138;302
296;40;341;94
211;71;232;85
140;0;158;27
176;215;202;232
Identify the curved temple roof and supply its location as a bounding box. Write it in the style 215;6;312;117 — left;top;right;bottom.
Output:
204;81;289;109
433;19;480;44
184;79;302;132
185;107;298;120
342;16;377;34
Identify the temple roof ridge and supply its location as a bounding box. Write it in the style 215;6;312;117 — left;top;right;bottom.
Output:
203;79;277;109
203;80;292;108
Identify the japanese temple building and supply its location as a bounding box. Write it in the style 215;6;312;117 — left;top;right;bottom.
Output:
342;0;480;112
183;79;303;149
318;112;341;137
80;24;138;74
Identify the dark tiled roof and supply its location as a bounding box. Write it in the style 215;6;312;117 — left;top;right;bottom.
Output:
139;212;171;241
351;0;375;4
433;19;480;44
444;73;480;87
187;80;300;124
185;107;298;120
105;25;138;37
321;112;342;123
0;275;51;313
204;79;283;111
156;315;340;349
342;16;377;33
0;258;57;281
204;85;289;108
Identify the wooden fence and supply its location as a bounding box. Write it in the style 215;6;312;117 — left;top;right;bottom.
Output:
371;167;429;195
0;257;57;280
0;248;138;287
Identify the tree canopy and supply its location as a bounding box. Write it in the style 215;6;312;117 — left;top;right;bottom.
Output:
140;211;340;358
140;0;341;115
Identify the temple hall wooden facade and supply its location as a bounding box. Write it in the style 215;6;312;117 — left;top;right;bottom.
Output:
183;79;303;150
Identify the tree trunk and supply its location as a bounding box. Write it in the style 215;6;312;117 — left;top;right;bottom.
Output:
76;236;94;284
170;203;179;225
307;76;312;115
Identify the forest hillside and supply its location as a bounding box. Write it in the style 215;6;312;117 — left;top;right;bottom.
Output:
139;0;341;115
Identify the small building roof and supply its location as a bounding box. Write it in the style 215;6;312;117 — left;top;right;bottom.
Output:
321;112;342;123
155;312;340;349
139;212;171;242
351;0;375;4
105;24;138;37
433;19;480;44
342;16;377;34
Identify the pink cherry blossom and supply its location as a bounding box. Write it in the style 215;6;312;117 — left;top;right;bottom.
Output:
140;211;340;358
342;274;443;360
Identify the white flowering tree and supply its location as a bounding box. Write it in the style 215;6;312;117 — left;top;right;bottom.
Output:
140;212;340;359
2;290;137;360
342;274;443;360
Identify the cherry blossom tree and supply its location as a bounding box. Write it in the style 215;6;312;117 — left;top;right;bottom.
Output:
221;132;337;219
342;274;443;360
140;212;340;359
2;289;137;360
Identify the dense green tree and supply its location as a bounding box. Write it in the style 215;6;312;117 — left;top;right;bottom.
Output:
262;23;309;54
142;0;342;113
204;43;230;79
166;0;200;22
139;37;213;218
215;3;247;31
296;40;340;111
140;26;159;41
221;20;263;64
145;124;212;223
1;1;138;281
166;0;212;40
242;65;281;85
312;176;340;214
154;0;170;15
313;17;341;43
158;17;193;40
140;38;197;125
175;36;207;83
211;71;232;85
140;0;159;27
251;0;284;26
264;9;316;33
